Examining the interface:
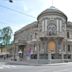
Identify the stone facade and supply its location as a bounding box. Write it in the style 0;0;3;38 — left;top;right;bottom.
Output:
14;6;72;64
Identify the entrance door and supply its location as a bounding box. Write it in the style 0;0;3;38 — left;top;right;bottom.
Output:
48;40;56;53
18;45;25;59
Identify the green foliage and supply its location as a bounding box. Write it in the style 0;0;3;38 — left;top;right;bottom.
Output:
0;26;12;46
0;29;3;43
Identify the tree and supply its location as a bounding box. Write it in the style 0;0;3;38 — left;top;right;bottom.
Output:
0;29;2;42
0;29;3;52
2;26;12;51
0;26;12;55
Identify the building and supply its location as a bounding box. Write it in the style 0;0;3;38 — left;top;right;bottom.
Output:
0;44;12;60
14;6;72;64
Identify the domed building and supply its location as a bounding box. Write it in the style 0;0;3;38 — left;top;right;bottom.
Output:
14;6;72;64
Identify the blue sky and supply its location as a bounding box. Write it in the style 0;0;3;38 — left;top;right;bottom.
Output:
0;0;72;34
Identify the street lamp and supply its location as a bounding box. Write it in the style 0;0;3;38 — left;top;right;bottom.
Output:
9;0;13;3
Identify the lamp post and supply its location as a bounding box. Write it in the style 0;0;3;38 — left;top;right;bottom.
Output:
9;0;13;3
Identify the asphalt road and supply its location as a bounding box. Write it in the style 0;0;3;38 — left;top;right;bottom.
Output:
0;62;72;72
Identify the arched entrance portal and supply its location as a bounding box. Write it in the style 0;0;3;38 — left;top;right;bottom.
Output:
48;39;56;53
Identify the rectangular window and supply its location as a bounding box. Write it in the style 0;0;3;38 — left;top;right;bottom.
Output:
30;34;32;40
35;33;37;38
42;21;45;32
68;45;70;51
45;19;47;31
31;54;37;59
67;32;69;38
39;54;48;59
68;55;71;59
60;20;62;32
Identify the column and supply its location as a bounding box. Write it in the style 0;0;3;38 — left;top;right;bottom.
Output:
62;52;64;62
37;42;39;64
45;19;47;31
23;46;25;60
60;20;62;32
42;20;45;32
61;39;64;62
13;45;18;61
70;45;72;61
48;52;51;64
48;39;51;63
57;20;59;34
44;41;47;53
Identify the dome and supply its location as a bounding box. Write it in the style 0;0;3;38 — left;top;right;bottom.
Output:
37;6;67;20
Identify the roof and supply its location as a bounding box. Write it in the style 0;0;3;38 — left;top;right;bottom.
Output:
37;6;67;20
15;21;38;35
67;21;72;27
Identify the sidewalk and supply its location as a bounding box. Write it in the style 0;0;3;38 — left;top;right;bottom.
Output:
0;62;6;65
6;61;40;66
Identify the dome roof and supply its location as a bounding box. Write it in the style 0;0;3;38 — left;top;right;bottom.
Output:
37;6;67;20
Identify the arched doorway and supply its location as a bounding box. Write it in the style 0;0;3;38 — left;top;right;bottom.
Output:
48;39;56;53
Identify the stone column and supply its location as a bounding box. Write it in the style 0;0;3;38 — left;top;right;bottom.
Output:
48;52;51;64
37;41;40;64
57;20;59;35
48;38;51;63
15;45;19;60
70;45;72;61
23;46;25;60
60;20;62;32
61;39;64;62
44;40;48;59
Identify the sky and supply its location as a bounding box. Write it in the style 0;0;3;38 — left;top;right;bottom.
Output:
0;0;72;34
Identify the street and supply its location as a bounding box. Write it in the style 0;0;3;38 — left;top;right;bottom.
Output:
0;62;72;72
